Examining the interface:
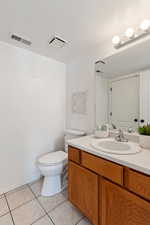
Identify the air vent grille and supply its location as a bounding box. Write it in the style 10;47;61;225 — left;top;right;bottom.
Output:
11;34;32;46
95;60;105;64
49;36;67;48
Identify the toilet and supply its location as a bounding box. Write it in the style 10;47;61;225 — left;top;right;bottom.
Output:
37;129;85;196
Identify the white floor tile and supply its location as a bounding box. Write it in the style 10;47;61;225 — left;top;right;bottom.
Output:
6;185;27;195
62;188;68;200
6;185;35;210
32;215;53;225
77;217;93;225
11;199;45;225
0;213;13;225
0;182;90;225
0;194;4;200
0;197;9;217
38;192;66;213
49;201;83;225
29;178;43;197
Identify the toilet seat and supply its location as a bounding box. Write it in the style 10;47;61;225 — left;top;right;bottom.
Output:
38;151;67;166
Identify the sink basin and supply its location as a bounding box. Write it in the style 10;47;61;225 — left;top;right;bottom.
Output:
91;138;141;155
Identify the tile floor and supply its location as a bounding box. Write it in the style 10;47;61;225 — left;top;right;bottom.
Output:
0;178;92;225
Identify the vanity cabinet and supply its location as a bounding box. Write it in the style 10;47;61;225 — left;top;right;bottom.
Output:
101;179;150;225
125;169;150;201
68;161;99;225
68;146;150;225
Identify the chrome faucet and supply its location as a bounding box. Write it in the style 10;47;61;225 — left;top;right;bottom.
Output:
111;123;117;129
115;129;128;142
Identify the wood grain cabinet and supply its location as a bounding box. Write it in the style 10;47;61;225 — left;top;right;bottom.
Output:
101;179;150;225
125;169;150;201
68;161;99;225
81;151;123;185
68;146;150;225
68;146;81;164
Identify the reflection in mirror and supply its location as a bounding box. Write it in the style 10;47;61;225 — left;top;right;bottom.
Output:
95;72;108;126
95;41;150;132
109;74;139;131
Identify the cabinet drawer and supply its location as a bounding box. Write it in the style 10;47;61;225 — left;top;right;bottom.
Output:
126;169;150;201
68;146;81;164
81;151;123;185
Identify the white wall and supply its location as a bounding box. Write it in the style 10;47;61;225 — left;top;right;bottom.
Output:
66;39;111;133
0;41;66;194
66;57;96;133
66;57;109;133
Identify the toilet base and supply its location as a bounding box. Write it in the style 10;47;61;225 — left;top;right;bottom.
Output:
41;175;62;197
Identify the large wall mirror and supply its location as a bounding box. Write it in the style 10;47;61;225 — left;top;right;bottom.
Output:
95;39;150;132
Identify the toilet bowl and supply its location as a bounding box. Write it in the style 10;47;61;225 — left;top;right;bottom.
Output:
37;129;85;197
37;151;67;196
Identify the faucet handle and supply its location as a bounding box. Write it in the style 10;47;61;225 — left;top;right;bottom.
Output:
111;123;117;129
115;129;128;142
118;128;123;135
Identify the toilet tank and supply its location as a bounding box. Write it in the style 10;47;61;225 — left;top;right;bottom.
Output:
64;129;86;152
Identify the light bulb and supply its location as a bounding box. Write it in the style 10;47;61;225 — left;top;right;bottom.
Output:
112;35;121;46
125;28;135;38
140;19;150;31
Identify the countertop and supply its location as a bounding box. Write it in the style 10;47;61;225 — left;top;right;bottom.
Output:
67;135;150;175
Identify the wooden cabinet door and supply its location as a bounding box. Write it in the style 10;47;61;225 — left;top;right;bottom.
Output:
68;161;99;225
101;179;150;225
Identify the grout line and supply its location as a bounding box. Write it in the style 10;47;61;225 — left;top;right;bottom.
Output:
5;185;28;196
27;183;69;225
76;217;93;225
47;199;67;214
30;214;50;225
27;184;55;225
2;180;83;225
3;180;68;225
75;216;85;225
46;200;68;225
0;194;4;199
4;185;38;213
0;211;10;218
46;214;55;225
10;198;36;212
0;197;9;218
4;193;15;225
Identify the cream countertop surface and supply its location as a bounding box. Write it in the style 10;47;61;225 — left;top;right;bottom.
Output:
67;135;150;175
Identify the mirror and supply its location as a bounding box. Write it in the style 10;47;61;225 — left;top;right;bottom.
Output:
108;74;139;131
95;39;150;132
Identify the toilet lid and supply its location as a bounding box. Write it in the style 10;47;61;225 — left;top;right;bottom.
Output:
38;151;68;166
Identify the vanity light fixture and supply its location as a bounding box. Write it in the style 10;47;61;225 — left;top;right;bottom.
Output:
112;19;150;49
140;19;150;31
112;35;121;47
125;27;135;39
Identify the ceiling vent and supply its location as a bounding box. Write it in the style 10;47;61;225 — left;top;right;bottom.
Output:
95;60;106;65
11;34;32;46
49;36;67;48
